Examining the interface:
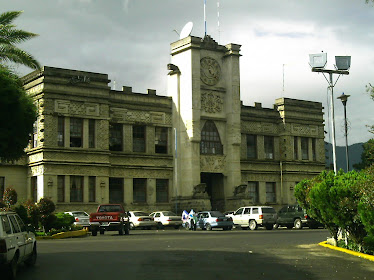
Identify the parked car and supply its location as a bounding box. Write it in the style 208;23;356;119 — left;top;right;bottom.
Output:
223;211;234;217
128;211;157;230
89;204;130;236
149;211;182;229
231;206;277;230
274;205;306;229
0;211;37;279
190;211;233;231
65;211;90;228
274;205;323;229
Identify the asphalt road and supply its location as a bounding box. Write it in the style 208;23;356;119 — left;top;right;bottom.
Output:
15;228;374;280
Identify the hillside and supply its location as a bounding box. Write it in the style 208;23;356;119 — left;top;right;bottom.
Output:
325;142;364;172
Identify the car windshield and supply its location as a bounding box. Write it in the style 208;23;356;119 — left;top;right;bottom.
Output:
134;212;149;216
210;211;224;217
162;211;177;216
262;208;276;213
99;205;122;212
73;212;88;217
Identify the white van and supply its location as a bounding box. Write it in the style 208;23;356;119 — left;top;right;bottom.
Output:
231;206;277;230
0;211;37;279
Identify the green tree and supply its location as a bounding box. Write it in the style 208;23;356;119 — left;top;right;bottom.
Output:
0;11;40;70
0;66;37;160
353;139;374;170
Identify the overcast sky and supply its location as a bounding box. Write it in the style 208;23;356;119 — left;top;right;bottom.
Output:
2;0;374;145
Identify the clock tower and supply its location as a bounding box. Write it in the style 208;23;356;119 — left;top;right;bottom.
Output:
168;35;242;212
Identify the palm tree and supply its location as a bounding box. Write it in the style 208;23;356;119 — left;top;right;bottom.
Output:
0;11;40;70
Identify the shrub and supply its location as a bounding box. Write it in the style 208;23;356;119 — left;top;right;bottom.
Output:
40;213;56;232
38;197;55;215
23;199;40;229
14;204;30;225
52;213;75;230
2;187;17;209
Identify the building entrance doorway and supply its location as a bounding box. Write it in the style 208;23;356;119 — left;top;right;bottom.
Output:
200;173;225;212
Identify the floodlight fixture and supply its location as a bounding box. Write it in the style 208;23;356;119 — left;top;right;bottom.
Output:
335;56;351;71
309;53;327;69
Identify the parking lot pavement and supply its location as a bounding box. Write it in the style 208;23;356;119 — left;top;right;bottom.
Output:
15;229;374;280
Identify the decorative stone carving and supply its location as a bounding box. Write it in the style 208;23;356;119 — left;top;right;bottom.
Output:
241;122;278;134
86;103;100;116
200;155;225;173
201;92;223;113
201;35;219;50
150;112;165;124
55;100;70;114
193;183;208;198
200;57;221;86
233;184;248;197
291;124;318;136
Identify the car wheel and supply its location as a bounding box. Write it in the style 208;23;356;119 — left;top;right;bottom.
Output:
294;218;303;229
265;224;273;230
206;223;212;231
25;244;37;266
7;252;18;280
184;222;190;230
125;223;130;235
249;220;257;230
91;229;97;236
119;224;124;235
129;222;135;230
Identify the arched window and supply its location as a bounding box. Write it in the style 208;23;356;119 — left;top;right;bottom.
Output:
200;121;223;155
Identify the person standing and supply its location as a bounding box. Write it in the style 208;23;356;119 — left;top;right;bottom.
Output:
189;209;197;231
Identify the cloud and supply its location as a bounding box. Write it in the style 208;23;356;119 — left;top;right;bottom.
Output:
123;0;130;13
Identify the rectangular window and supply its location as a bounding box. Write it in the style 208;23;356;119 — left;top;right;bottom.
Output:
89;176;96;202
133;126;146;152
109;123;123;151
301;137;309;160
266;182;276;203
248;181;259;203
294;136;298;160
0;177;4;198
89;119;95;148
133;178;146;203
57;175;65;202
70;118;83;147
264;136;274;159
109;178;123;203
70;176;83;202
57;116;65;147
155;127;168;154
156;179;168;203
246;135;257;159
32;119;38;148
312;138;317;161
31;176;37;203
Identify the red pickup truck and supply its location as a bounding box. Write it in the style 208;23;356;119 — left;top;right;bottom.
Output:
89;204;130;236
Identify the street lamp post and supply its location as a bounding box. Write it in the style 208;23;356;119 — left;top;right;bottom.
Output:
309;53;351;174
337;93;350;172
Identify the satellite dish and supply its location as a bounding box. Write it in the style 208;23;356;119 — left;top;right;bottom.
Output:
180;22;193;39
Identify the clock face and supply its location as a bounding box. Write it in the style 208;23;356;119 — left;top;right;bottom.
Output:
200;57;221;86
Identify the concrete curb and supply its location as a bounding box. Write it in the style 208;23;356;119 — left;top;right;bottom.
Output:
36;229;88;240
319;241;374;262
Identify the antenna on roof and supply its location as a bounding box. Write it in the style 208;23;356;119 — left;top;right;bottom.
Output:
204;0;207;36
217;0;220;43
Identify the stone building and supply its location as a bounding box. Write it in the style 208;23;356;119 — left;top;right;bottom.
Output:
0;35;325;213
